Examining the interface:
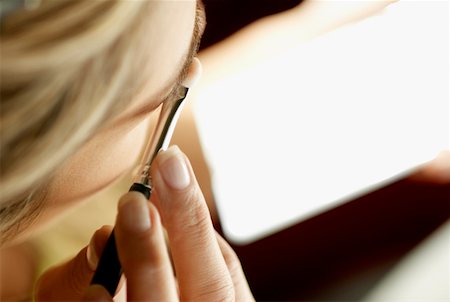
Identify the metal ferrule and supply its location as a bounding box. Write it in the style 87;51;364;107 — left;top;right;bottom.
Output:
132;86;189;186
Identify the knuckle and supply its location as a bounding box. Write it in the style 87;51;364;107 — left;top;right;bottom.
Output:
129;260;172;280
195;281;235;302
184;198;211;230
171;185;201;213
178;204;211;243
170;188;213;241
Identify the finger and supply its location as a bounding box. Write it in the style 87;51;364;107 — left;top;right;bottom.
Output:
151;146;234;301
114;191;178;301
215;233;255;301
87;226;113;271
35;226;111;301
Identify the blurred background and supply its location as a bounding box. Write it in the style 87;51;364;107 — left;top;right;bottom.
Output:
1;0;448;301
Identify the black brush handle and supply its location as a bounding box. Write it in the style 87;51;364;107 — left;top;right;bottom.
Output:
90;231;121;296
90;183;151;296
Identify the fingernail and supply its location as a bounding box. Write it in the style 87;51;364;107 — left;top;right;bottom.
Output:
82;285;111;302
86;233;98;271
118;193;151;233
158;146;191;190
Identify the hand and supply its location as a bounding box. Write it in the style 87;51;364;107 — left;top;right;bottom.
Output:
35;146;254;301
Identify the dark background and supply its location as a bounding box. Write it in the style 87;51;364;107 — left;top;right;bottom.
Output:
229;180;449;300
199;0;302;50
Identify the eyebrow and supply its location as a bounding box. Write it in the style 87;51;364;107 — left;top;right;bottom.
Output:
162;0;206;101
121;0;206;123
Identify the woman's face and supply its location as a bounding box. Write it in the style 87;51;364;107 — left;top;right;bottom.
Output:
10;1;204;243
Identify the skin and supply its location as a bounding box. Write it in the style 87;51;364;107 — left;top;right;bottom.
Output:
2;1;254;300
35;146;254;301
4;0;448;299
43;2;197;220
7;1;198;244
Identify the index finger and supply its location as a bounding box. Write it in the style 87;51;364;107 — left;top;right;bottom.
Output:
151;146;235;301
114;192;178;301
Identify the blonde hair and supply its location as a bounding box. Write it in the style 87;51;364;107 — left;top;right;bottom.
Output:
0;0;165;239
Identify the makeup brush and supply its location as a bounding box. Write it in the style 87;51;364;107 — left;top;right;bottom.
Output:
90;86;189;296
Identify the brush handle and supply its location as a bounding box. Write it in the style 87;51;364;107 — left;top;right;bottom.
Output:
90;183;151;296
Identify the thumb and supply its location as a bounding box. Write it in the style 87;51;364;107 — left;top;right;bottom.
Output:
35;226;112;301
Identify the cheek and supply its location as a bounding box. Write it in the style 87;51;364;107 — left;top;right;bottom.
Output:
45;116;151;209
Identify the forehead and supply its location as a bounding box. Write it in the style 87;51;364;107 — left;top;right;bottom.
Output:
122;1;198;115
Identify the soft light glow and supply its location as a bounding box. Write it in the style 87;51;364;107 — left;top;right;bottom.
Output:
195;1;449;244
